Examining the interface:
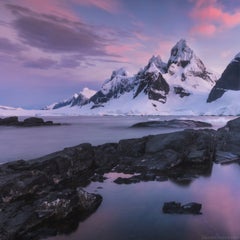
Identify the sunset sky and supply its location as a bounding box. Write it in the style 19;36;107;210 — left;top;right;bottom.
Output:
0;0;240;108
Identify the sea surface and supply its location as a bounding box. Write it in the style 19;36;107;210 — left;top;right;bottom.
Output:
45;164;240;240
0;115;234;163
1;115;239;240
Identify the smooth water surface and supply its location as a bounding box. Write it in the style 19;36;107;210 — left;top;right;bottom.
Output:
0;115;235;163
45;163;240;240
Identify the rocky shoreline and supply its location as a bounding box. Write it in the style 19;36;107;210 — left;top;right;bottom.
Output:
0;116;60;127
131;119;212;128
1;117;240;239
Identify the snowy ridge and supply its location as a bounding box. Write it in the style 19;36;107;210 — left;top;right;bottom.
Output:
0;105;19;110
81;87;96;99
232;52;240;62
168;39;193;65
45;87;96;110
2;39;240;116
100;68;132;95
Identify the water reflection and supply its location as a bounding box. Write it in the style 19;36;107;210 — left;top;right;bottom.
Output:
168;162;213;187
44;163;240;240
0;115;236;163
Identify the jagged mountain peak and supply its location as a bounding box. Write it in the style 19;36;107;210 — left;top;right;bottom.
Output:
148;55;164;66
101;68;132;95
45;87;96;110
232;52;240;63
144;55;167;74
168;39;193;66
80;87;96;99
110;68;129;80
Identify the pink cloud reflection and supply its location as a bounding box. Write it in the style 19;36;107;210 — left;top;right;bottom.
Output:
190;166;240;237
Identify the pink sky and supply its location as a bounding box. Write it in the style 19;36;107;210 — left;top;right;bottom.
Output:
0;0;240;108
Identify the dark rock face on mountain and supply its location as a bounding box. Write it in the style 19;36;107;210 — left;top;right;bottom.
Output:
131;119;212;128
207;54;240;102
88;68;136;108
168;40;214;84
133;56;170;103
174;86;191;98
134;71;170;103
0;116;60;127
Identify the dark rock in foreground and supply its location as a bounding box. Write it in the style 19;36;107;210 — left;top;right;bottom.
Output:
131;119;212;128
2;117;240;238
162;201;202;214
0;116;60;127
0;144;102;240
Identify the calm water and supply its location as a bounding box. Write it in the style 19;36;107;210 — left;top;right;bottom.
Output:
0;115;234;163
1;115;239;240
45;164;240;240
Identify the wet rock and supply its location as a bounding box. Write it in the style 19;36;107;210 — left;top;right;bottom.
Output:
118;137;146;157
90;173;107;182
162;202;202;214
23;117;44;125
0;143;101;239
215;151;240;164
94;143;119;170
217;117;240;156
114;176;141;184
131;119;212;128
22;117;60;127
4;117;240;238
155;175;168;182
0;116;60;127
0;116;19;125
2;189;102;240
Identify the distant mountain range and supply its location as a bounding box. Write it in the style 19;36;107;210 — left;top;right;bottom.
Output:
46;39;223;115
1;39;240;116
45;88;96;110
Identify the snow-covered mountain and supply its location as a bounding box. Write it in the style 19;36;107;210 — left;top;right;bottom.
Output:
46;39;217;114
74;39;217;114
0;105;19;111
45;88;96;110
87;68;137;109
207;53;240;103
8;39;240;116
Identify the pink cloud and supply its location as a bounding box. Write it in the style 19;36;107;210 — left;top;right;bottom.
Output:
105;43;142;57
7;0;79;21
190;0;240;36
105;43;155;70
73;0;121;13
133;31;150;42
190;24;217;36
